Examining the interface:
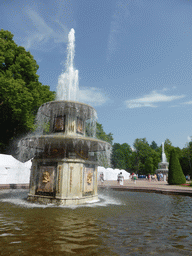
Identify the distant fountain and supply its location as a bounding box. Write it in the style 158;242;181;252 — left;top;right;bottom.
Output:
156;142;169;180
20;29;110;205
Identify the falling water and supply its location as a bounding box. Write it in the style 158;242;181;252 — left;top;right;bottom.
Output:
56;28;79;101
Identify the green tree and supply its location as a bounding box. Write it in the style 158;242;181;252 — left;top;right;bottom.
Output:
0;29;55;152
111;143;132;171
168;148;186;185
130;151;140;174
95;122;113;168
164;139;174;162
132;138;161;174
151;150;161;173
145;156;153;174
121;143;132;171
179;142;192;177
96;122;113;145
133;138;150;174
112;146;126;169
150;141;158;150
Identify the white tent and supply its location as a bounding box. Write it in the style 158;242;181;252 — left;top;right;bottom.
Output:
98;166;130;181
0;154;130;184
0;154;31;185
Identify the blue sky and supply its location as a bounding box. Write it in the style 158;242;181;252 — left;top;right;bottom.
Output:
1;0;192;149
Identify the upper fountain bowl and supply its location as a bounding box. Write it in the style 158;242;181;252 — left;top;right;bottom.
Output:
36;100;97;138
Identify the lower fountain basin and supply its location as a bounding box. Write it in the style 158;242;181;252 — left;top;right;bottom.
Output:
1;189;192;255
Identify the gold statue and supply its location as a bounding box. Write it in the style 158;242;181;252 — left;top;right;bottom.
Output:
87;172;92;184
42;171;50;183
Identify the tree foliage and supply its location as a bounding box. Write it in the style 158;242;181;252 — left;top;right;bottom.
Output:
168;149;186;185
0;29;55;152
132;138;161;174
150;141;158;150
179;142;192;177
145;156;153;174
110;139;161;174
95;122;113;168
164;138;174;162
111;143;132;171
102;134;192;177
96;122;113;145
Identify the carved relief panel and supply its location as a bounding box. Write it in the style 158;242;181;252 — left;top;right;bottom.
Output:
54;116;65;132
83;166;94;193
36;166;56;196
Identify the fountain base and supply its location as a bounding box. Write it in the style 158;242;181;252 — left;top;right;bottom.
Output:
28;157;98;205
27;194;99;205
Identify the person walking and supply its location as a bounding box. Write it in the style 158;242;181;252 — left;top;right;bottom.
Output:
119;172;124;186
133;174;137;184
100;172;104;183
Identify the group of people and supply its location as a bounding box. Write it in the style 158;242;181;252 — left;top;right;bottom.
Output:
147;173;165;181
147;173;157;181
99;172;124;185
186;174;190;181
99;171;175;185
157;172;164;181
130;173;138;183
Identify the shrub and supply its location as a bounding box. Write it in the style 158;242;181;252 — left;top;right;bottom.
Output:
168;149;186;185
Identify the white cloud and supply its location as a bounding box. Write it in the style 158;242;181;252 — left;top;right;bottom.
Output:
23;9;68;50
107;1;130;61
79;87;108;107
162;86;177;92
169;105;179;108
107;0;145;61
181;101;192;105
125;90;185;109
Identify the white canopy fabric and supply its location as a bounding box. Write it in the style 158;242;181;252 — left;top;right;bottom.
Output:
0;154;130;184
98;166;130;181
0;154;21;167
0;154;31;185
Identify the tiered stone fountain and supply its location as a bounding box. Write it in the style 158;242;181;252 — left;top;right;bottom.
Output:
156;142;169;179
21;29;110;205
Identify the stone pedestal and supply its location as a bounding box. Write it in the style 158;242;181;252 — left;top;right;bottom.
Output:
156;162;169;180
28;158;98;205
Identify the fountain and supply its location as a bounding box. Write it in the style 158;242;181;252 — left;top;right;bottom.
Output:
156;142;169;179
20;29;110;205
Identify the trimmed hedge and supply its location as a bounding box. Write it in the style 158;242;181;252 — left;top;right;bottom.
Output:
168;149;186;185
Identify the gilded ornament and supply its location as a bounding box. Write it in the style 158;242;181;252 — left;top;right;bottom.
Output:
58;166;62;193
42;171;50;183
87;172;92;184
